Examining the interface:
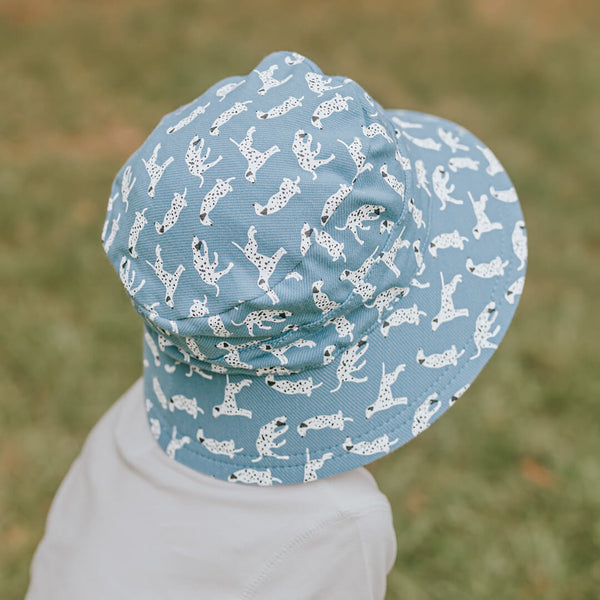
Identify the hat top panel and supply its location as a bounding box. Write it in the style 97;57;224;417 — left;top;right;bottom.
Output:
104;51;409;339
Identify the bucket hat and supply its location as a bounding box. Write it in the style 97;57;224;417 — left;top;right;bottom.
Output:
102;51;527;486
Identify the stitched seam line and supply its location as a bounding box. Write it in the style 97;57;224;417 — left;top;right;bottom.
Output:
240;506;389;600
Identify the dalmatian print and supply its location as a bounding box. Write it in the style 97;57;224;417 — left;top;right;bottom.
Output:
256;96;304;120
196;429;243;458
311;93;353;129
292;129;335;179
428;230;469;257
416;345;465;368
103;51;526;485
505;276;525;304
169;393;204;419
297;410;353;437
252;416;289;462
231;225;287;303
362;123;393;143
305;72;343;96
448;157;480;172
264;374;323;396
253;176;301;215
128;208;148;259
512;220;527;270
228;468;282;486
285;52;305;66
119;257;145;297
300;222;313;256
192;237;234;297
320;183;353;226
121;166;136;212
185;136;223;188
438;127;469;153
230;126;280;183
411;394;441;436
466;256;509;278
210;101;252;136
212;375;252;418
166;425;191;459
471;301;501;359
254;64;292;95
231;309;292;335
490;185;518;203
338;246;380;301
469;192;503;239
303;449;334;482
408;197;426;229
199;178;235;226
143;143;174;199
145;244;185;308
364;286;409;322
433;166;463;210
155;189;187;234
311;279;339;315
102;213;120;253
208;314;232;337
338;137;374;183
431;273;470;332
260;338;316;366
343;434;400;456
216;80;245;102
166;102;210;134
415;159;432;198
378;228;411;276
381;303;427;337
315;229;346;262
366;362;407;419
477;145;504;176
380;163;405;198
403;131;442;151
331;339;369;393
325;314;355;341
189;296;208;318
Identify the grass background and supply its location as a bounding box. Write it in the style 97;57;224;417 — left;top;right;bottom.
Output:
1;0;599;598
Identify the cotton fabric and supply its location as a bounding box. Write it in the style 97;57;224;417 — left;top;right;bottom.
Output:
102;50;527;485
26;378;397;599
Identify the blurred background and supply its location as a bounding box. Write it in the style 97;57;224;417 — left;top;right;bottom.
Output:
1;0;599;598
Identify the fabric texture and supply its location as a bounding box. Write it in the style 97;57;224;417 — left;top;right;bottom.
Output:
26;378;397;600
101;50;527;485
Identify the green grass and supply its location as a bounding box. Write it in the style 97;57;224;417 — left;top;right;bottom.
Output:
1;0;600;597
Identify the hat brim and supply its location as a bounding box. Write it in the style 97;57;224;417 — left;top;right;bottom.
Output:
143;108;527;486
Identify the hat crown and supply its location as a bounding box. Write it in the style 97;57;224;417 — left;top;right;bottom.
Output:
104;51;418;373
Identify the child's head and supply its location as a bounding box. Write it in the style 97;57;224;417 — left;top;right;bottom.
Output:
102;51;527;486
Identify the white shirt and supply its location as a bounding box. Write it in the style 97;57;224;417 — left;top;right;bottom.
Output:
26;378;397;599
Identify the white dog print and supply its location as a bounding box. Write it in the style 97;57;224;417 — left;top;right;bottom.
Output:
411;393;441;436
230;126;280;183
471;301;501;360
166;102;210;134
192;237;234;297
292;129;335;180
210;100;252;135
185;136;223;188
366;362;408;419
143;143;174;198
232;225;287;304
251;416;289;462
311;93;353;129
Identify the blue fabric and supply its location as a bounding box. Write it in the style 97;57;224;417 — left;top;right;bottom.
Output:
102;51;527;485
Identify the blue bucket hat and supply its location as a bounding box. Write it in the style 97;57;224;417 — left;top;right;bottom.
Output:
102;51;527;486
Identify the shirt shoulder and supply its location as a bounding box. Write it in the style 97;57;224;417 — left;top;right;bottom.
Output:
241;504;397;600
